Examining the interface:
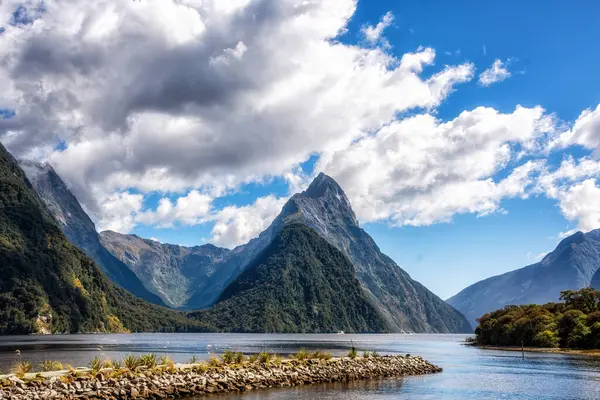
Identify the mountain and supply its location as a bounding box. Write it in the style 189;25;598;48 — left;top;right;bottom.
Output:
189;224;387;333
102;172;470;332
448;229;600;328
0;142;197;334
251;173;471;333
100;231;231;308
18;161;166;307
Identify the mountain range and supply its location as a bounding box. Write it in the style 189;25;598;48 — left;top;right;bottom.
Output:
17;158;471;333
0;142;195;334
448;229;600;328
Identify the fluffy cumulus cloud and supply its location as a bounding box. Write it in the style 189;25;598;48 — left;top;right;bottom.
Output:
210;195;288;247
0;0;599;247
479;59;511;86
551;104;600;153
316;106;553;226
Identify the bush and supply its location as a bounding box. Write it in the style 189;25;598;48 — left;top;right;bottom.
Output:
533;330;559;348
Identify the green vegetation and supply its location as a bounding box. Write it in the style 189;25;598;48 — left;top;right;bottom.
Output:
189;224;387;333
0;142;209;334
475;288;600;349
294;349;310;360
348;346;358;359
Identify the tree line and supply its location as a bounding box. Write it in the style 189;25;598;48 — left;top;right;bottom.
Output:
475;288;600;349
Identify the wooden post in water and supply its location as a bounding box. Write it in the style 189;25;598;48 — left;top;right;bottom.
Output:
521;341;525;359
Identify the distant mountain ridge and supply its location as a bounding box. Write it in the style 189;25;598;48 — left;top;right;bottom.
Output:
448;229;600;328
19;161;166;307
100;231;231;308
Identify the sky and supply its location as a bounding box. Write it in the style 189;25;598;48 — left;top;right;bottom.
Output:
1;0;600;300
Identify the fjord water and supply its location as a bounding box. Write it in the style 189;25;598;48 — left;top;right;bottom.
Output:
1;334;599;399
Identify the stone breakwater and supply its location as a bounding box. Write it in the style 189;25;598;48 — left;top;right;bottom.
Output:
0;355;442;399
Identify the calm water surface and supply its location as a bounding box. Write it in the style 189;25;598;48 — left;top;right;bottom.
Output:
1;333;599;399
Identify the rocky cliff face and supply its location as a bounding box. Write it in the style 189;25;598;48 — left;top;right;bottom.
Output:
100;231;231;308
19;161;166;307
448;229;600;328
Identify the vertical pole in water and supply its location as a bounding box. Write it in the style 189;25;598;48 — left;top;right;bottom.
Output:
521;341;524;359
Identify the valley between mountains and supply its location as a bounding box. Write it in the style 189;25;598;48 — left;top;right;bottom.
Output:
1;142;471;334
5;140;600;336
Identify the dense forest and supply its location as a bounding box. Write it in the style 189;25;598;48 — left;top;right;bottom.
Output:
475;288;600;349
0;142;205;334
190;224;388;333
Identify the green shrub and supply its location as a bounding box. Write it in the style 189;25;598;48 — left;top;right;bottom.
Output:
123;354;140;370
533;330;559;348
258;352;271;364
139;353;157;369
295;349;310;360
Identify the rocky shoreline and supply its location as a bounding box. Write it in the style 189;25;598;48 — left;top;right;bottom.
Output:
0;355;441;399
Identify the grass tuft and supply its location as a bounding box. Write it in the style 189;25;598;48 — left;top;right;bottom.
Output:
258;352;271;364
39;360;63;372
12;361;32;378
348;347;358;359
295;348;310;361
123;354;140;370
139;353;157;369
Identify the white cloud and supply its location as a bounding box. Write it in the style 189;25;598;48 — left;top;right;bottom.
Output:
2;0;599;244
210;195;287;248
316;106;553;226
96;192;144;233
479;59;511;86
361;11;394;46
534;156;600;232
557;180;600;232
550;104;600;153
0;0;476;227
136;190;213;228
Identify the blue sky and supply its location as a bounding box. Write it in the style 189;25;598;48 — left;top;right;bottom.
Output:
135;0;600;299
2;0;600;299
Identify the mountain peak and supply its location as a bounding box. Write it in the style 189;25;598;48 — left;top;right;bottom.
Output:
303;172;346;199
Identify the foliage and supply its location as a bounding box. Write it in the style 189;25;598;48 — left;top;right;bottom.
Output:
248;354;259;363
138;353;157;369
189;355;198;364
208;355;222;367
221;350;236;364
189;224;387;333
258;352;271;364
475;288;600;349
234;352;245;364
12;361;32;378
0;143;206;335
89;356;107;373
294;349;310;361
347;346;358;359
123;354;140;370
39;360;63;372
